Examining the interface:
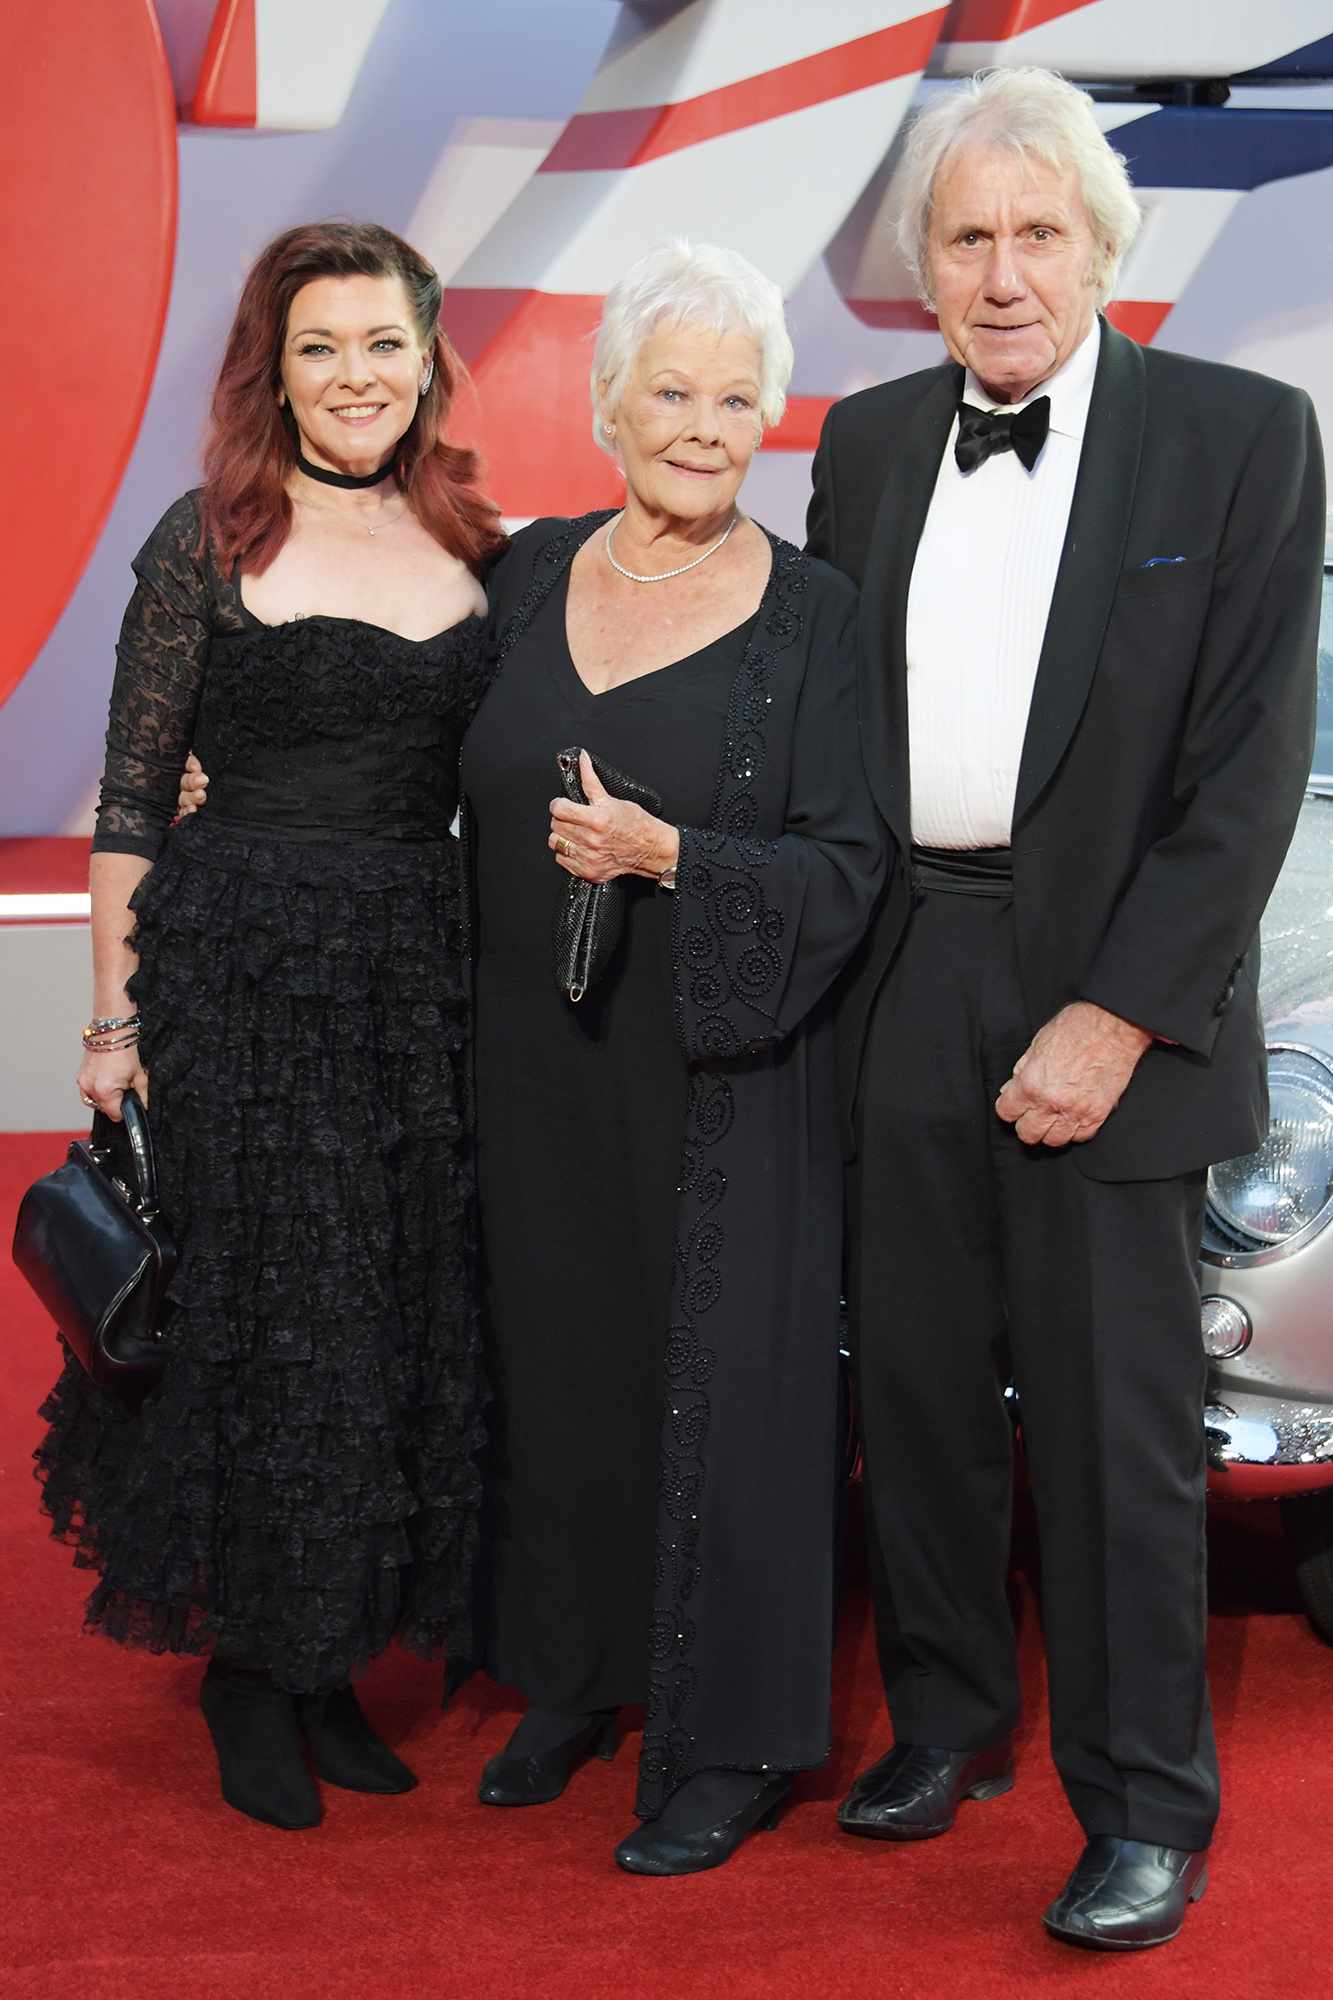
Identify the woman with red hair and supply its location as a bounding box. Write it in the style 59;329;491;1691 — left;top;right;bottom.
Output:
35;222;503;1829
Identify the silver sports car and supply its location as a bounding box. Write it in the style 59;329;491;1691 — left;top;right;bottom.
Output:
1200;545;1333;1642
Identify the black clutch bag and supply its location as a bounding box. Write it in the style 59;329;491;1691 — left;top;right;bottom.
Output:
11;1089;176;1395
553;745;662;1002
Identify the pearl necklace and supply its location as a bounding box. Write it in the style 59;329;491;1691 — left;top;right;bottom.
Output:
605;510;738;583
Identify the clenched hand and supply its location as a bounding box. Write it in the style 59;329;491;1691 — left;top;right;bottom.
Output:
995;1000;1152;1147
549;751;679;885
178;751;208;815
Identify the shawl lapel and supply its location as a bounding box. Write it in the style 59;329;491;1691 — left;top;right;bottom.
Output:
1012;319;1146;826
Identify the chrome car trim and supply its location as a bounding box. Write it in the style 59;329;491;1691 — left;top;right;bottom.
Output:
1199;1293;1251;1357
1205;1458;1333;1499
1205;1394;1333;1483
1201;1040;1333;1269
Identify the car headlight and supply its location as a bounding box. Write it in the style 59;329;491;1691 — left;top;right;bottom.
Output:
1208;1046;1333;1249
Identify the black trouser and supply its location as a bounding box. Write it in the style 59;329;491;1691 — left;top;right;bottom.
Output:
850;879;1218;1851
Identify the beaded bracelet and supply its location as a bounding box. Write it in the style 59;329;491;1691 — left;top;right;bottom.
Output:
82;1014;141;1047
82;1027;141;1052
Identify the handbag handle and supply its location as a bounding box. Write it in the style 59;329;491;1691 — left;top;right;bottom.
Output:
90;1088;159;1217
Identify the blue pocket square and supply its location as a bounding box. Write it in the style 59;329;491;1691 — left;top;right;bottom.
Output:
1140;554;1188;568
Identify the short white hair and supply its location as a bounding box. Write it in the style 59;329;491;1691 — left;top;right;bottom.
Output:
591;238;794;457
896;67;1142;309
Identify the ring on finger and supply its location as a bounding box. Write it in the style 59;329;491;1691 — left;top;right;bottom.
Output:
557;835;574;858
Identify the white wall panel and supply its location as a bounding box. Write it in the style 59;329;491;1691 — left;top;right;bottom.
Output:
935;0;1333;82
583;0;937;111
254;0;395;130
453;75;925;295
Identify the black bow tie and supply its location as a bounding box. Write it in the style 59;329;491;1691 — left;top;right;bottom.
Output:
955;395;1051;474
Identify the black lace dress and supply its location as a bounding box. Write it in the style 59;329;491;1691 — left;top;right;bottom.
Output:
34;492;489;1693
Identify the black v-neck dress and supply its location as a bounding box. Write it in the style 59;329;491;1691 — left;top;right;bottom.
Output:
464;517;885;1818
463;571;753;1711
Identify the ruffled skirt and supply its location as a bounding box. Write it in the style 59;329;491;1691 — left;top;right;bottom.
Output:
34;815;485;1691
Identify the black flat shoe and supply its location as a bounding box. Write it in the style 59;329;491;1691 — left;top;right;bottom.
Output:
296;1684;418;1795
614;1774;791;1877
477;1709;620;1806
199;1662;322;1830
837;1739;1013;1840
1043;1837;1208;1950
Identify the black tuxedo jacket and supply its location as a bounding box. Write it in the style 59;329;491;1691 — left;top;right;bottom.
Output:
808;319;1325;1179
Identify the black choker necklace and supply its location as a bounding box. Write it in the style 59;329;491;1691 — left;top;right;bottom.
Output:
295;448;396;491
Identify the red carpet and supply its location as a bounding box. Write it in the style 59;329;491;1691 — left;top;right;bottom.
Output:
2;1129;1330;2000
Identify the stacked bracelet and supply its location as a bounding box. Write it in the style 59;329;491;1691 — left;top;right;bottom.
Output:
82;1013;141;1053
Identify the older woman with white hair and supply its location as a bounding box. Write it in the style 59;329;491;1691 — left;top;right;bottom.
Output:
462;238;883;1872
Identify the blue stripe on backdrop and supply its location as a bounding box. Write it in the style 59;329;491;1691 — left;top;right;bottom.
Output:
1243;34;1333;79
1107;106;1333;191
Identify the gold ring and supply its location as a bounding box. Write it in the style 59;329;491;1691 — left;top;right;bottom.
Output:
558;836;573;857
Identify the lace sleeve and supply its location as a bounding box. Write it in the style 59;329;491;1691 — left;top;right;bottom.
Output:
92;493;211;863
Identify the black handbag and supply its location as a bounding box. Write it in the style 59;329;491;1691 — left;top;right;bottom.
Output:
11;1089;176;1395
553;745;662;1003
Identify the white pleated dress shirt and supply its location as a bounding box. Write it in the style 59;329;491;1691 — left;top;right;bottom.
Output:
906;320;1100;850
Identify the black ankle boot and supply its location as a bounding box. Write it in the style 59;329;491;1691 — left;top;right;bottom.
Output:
478;1707;620;1806
295;1684;418;1794
199;1661;322;1830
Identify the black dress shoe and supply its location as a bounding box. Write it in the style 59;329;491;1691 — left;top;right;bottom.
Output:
296;1684;418;1794
837;1739;1013;1840
477;1709;620;1806
1043;1837;1208;1950
614;1774;792;1876
199;1662;322;1830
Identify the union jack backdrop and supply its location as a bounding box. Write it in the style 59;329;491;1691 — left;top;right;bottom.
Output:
2;0;1330;726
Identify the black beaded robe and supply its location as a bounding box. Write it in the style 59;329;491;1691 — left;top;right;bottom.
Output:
467;515;884;1815
35;492;489;1692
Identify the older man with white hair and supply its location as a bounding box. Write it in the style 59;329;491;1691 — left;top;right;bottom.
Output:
808;66;1324;1948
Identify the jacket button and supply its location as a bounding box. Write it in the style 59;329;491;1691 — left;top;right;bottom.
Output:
1215;978;1235;1016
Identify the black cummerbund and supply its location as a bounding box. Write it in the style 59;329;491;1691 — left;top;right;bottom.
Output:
911;844;1014;898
